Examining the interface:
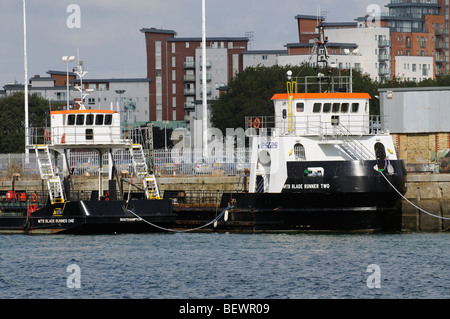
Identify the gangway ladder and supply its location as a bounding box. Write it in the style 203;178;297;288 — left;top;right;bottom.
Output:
129;144;160;199
33;145;65;204
335;125;374;161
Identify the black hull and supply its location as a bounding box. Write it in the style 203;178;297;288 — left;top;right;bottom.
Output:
0;160;407;233
176;160;407;232
0;199;176;234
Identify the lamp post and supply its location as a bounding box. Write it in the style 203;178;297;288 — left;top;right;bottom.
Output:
23;0;29;156
62;56;75;110
344;48;359;93
115;89;125;122
201;0;207;158
162;120;169;150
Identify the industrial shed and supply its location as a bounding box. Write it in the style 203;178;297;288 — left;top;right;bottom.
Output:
379;87;450;173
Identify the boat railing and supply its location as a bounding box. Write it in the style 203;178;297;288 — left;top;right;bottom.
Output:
291;75;352;93
245;115;386;137
27;126;150;146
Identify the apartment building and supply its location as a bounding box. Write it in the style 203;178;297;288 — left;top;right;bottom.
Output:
140;28;248;122
280;0;448;82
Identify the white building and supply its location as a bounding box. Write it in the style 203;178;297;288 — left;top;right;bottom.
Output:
73;78;151;124
394;55;434;82
242;50;287;69
3;71;151;125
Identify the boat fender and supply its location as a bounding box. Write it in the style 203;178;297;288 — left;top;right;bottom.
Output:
224;210;229;222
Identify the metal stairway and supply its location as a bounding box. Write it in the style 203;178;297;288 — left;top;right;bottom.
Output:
335;125;374;160
129;144;160;199
34;145;65;203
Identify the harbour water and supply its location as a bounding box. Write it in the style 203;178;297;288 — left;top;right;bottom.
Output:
0;232;449;300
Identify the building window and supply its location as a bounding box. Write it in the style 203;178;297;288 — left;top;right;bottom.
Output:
172;56;176;68
185;42;189;48
155;41;161;70
172;43;176;53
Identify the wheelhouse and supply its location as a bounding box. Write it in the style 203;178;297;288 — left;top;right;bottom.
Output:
46;110;122;146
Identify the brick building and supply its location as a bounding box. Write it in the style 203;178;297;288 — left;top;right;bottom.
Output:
292;0;449;81
140;28;248;123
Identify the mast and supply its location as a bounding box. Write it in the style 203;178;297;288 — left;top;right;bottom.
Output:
201;0;207;158
23;0;29;156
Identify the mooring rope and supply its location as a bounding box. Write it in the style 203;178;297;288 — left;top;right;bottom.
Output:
379;171;450;220
122;205;233;233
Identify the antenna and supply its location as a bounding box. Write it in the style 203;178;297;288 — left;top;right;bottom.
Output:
245;31;254;50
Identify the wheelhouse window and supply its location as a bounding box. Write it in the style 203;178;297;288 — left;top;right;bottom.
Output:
95;114;104;125
332;103;340;113
296;102;304;112
351;103;359;113
313;103;321;113
104;114;112;125
76;114;84;125
67;114;75;125
86;114;94;125
323;103;331;113
341;103;349;113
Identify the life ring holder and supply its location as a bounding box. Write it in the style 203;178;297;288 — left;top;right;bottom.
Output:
253;118;261;129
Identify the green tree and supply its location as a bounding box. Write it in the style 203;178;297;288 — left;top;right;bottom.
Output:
0;92;49;153
210;64;317;132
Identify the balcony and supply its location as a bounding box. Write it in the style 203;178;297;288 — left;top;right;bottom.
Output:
184;61;195;69
378;40;390;47
378;68;390;76
184;101;195;109
184;74;195;82
184;88;195;95
435;42;447;49
435;56;446;64
378;54;390;62
435;28;448;36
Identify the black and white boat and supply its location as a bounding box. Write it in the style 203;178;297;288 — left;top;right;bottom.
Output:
176;25;407;232
0;63;175;234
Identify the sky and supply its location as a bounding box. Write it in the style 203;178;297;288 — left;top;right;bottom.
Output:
0;0;389;87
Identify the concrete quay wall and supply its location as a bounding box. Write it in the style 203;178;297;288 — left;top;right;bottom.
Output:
402;174;450;232
2;174;449;232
